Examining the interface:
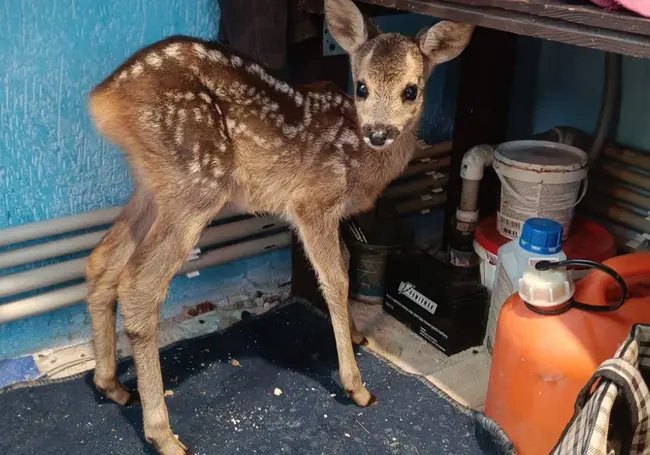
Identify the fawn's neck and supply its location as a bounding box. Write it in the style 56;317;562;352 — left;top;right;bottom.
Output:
288;83;418;214
343;123;417;216
359;130;416;185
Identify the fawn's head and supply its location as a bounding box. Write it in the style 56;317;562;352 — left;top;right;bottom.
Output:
326;0;474;149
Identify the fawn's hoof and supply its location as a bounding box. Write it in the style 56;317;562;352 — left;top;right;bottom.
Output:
347;386;377;407
148;432;189;455
352;334;368;346
95;377;137;407
350;327;368;346
124;390;141;407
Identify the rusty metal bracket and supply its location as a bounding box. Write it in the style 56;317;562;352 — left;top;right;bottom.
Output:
322;21;345;57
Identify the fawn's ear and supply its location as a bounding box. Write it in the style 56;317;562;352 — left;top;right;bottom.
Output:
325;0;381;54
417;21;475;69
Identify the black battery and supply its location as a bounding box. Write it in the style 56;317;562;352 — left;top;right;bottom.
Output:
383;252;489;356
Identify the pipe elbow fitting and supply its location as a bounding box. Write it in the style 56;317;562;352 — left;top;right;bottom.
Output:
460;144;495;181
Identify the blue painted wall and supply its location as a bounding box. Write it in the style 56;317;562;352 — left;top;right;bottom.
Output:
0;7;460;360
508;37;650;152
0;0;293;360
0;0;221;225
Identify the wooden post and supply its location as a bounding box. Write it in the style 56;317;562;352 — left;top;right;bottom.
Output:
442;26;518;248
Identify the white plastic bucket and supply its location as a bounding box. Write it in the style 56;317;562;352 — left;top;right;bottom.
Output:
493;140;588;240
473;238;498;296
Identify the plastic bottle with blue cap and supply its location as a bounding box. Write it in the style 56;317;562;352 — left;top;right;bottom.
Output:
485;217;567;355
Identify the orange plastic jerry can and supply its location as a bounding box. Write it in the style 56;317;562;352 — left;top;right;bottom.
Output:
484;251;650;454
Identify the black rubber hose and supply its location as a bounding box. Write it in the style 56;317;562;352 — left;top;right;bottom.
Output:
589;52;622;167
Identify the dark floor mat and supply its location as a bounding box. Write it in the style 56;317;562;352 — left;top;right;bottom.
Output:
0;298;513;455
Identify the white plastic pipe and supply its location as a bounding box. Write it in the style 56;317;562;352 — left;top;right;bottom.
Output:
0;204;241;248
460;144;495;181
457;144;495;223
180;231;291;275
0;216;287;299
0;231;291;324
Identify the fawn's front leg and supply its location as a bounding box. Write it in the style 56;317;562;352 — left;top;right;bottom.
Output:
296;214;374;406
341;239;367;346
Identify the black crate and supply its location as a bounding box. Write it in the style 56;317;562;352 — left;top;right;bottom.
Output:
383;252;488;356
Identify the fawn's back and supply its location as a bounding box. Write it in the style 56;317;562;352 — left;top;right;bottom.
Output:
89;36;418;220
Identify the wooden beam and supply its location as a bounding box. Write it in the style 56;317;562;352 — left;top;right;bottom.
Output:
443;26;518;247
443;0;650;38
298;0;650;59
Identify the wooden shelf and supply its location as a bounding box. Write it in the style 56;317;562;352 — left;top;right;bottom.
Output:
299;0;650;59
444;0;650;37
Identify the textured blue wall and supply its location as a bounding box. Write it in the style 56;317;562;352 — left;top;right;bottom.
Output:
508;37;650;151
0;0;220;226
0;6;460;360
0;0;293;360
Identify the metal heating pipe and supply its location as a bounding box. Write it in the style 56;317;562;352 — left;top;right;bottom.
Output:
0;215;287;299
0;231;291;324
382;173;449;198
0;204;240;248
0;207;121;248
582;196;650;234
597;163;650;191
0;230;107;269
0;213;283;270
590;180;650;211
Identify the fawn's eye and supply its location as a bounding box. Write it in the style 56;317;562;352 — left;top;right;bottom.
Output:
356;81;368;99
403;84;418;102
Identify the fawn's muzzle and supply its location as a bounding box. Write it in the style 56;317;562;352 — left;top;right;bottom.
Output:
362;124;398;148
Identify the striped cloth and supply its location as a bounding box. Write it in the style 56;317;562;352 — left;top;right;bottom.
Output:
551;324;650;455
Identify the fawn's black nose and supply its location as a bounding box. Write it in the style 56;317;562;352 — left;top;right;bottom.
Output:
362;124;397;147
369;129;388;146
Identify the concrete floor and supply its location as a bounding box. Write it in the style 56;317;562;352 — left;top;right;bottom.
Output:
34;297;490;411
351;301;490;411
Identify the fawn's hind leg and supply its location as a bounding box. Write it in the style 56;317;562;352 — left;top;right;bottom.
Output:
87;188;156;406
117;202;222;455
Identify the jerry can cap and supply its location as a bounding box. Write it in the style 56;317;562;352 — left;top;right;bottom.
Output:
518;265;575;310
519;218;563;254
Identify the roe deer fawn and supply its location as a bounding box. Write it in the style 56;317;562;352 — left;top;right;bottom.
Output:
86;0;474;452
